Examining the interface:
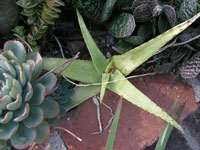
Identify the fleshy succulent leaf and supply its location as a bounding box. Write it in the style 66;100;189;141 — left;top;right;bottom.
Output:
22;63;32;82
38;73;57;95
40;98;59;119
35;121;50;144
0;121;18;140
22;82;33;102
106;12;135;38
23;107;44;128
26;52;43;80
13;104;30;122
29;83;46;105
77;9;108;75
6;94;22;111
10;123;36;149
15;65;26;87
0;140;7;150
0;95;12;109
9;79;22;99
0;60;16;78
3;41;26;64
0;112;13;124
1;50;18;62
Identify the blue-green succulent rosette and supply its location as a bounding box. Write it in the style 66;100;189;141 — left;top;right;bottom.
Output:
0;41;59;149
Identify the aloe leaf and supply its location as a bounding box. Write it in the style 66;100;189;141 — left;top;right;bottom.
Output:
43;58;101;84
76;9;108;75
106;98;123;150
113;13;200;76
107;69;184;133
155;100;185;150
65;85;101;112
100;73;110;103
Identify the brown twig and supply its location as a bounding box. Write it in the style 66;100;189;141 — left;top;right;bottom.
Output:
54;35;65;58
33;52;79;84
53;127;82;142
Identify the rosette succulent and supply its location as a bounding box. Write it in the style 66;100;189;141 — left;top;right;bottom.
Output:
0;41;59;149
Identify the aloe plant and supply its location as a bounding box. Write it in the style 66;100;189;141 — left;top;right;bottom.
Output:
0;0;19;35
43;11;200;133
0;41;60;149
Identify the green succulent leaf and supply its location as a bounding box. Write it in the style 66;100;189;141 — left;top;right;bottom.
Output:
38;73;57;95
0;0;19;35
23;82;33;102
23;107;44;128
0;112;13;124
6;94;22;111
29;83;46;105
10;123;36;149
163;5;176;27
0;140;7;150
107;69;183;133
113;39;135;54
65;85;101;112
0;95;12;110
15;65;26;87
0;121;18;140
26;52;43;80
43;58;101;84
106;12;135;38
3;41;26;64
133;4;152;23
77;9;108;75
158;14;171;33
112;13;200;76
123;36;144;46
179;0;197;22
14;104;30;122
100;73;110;103
98;0;117;23
40;99;59;119
35;121;50;144
137;22;153;41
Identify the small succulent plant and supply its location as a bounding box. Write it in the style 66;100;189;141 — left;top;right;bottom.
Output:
0;41;59;149
0;0;19;35
16;0;65;47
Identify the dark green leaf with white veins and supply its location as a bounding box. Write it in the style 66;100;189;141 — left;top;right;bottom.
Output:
106;12;135;38
98;0;117;23
158;14;171;33
133;4;152;23
179;0;197;22
163;5;176;27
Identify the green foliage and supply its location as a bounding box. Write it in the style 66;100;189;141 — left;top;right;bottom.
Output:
0;40;60;149
0;0;19;35
106;98;122;150
16;0;64;47
155;99;185;150
44;11;200;134
46;77;74;126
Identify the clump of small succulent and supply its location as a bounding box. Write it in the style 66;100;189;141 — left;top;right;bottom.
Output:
16;0;65;48
0;0;19;35
46;78;74;126
0;41;60;149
